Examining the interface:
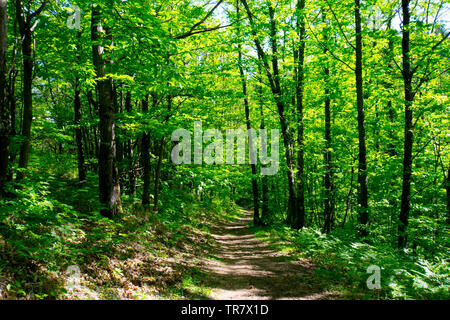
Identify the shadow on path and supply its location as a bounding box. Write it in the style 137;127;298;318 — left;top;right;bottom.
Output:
202;211;340;300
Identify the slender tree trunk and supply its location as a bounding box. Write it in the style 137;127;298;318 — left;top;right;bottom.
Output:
16;29;33;181
6;23;18;183
74;78;86;182
82;127;90;159
295;0;306;229
86;90;99;162
141;94;151;206
0;0;8;193
242;65;260;226
236;3;260;224
386;23;397;157
153;137;165;213
322;8;334;234
113;85;124;188
7;73;16;183
74;31;86;182
241;0;298;227
91;4;121;218
124;90;136;194
258;61;269;223
343;166;354;228
398;0;414;248
14;0;46;181
266;3;298;228
354;0;369;235
446;166;449;224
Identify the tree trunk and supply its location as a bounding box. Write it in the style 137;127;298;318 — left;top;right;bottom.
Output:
14;0;46;181
385;25;397;156
91;4;121;218
16;28;33;181
6;22;18;183
74;78;86;182
354;0;369;235
86;90;99;162
398;0;414;248
113;84;124;188
124;90;136;194
322;9;334;234
237;3;260;224
258;62;269;223
343;166;354;228
446;166;449;224
141;94;151;206
241;0;298;228
266;2;298;229
74;31;86;182
295;0;306;229
153;137;165;213
0;0;8;193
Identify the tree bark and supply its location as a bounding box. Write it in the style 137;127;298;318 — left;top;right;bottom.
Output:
6;22;18;183
141;94;151;206
354;0;369;235
16;6;33;181
398;0;414;248
322;9;334;234
153;136;165;213
74;31;86;182
295;0;306;229
0;0;8;193
91;4;121;218
237;2;260;225
446;166;449;224
258;61;269;223
124;90;137;194
113;84;124;188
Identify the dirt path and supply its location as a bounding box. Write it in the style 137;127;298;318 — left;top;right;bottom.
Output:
202;211;338;300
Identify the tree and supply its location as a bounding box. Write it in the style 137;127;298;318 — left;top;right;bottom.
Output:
447;166;450;224
0;0;8;193
398;0;449;248
295;0;306;229
74;31;86;182
91;3;122;218
240;0;301;229
322;8;334;234
354;0;369;235
258;56;269;223
237;0;260;225
15;0;47;180
141;94;151;206
398;0;414;249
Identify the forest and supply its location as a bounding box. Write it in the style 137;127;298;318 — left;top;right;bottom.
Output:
0;0;448;300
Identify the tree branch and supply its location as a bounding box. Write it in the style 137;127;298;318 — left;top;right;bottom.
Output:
28;0;47;24
323;0;356;51
305;18;355;72
174;0;225;39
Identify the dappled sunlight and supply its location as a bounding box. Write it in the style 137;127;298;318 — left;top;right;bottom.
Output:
201;211;342;300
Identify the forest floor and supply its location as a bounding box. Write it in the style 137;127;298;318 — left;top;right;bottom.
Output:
201;210;341;300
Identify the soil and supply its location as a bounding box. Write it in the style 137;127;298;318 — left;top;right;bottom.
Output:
202;211;340;300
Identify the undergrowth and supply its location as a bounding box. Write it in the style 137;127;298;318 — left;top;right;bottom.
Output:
253;223;449;300
0;152;238;299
